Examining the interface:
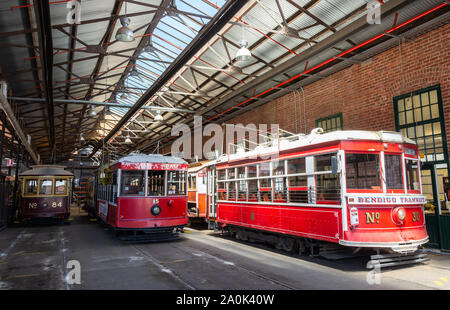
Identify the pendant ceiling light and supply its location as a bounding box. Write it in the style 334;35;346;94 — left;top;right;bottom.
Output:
89;105;97;117
236;40;251;62
80;133;85;142
120;93;128;100
154;110;164;122
125;133;132;144
116;16;134;42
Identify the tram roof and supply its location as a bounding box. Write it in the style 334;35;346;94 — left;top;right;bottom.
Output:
19;165;74;177
221;130;417;163
111;152;187;166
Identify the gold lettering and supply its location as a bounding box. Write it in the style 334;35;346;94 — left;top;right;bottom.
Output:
366;212;380;224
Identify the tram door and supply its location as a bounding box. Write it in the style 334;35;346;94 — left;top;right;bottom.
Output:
207;167;217;228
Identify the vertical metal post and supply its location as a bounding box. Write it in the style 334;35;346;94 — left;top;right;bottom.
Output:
0;111;6;229
12;144;21;218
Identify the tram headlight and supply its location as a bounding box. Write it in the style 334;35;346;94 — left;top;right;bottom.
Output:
42;202;48;208
392;207;406;225
151;205;161;216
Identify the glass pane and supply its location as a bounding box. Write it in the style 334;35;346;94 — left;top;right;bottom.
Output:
55;179;67;195
385;155;403;189
121;170;145;196
405;97;412;110
288;158;305;174
414;108;422;122
259;162;270;177
148;170;165;196
422;105;431;121
346;153;381;189
397;99;404;112
248;180;258;201
316;174;340;201
218;170;226;180
248;165;257;178
431;104;439;119
430;90;438;104
237;167;246;179
413;95;421;108
272;161;284;176
39;179;53;195
399;112;405;126
25;179;38;195
315;154;332;172
167;171;186;196
227;168;236;180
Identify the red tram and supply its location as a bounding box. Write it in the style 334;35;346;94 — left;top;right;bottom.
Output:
19;165;74;222
89;152;188;241
205;129;429;264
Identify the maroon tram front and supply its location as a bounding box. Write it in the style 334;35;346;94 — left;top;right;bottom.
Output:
19;165;74;222
94;153;188;239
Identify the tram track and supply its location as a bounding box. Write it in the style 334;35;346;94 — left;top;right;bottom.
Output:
131;237;299;290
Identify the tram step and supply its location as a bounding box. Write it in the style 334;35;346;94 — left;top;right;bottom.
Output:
367;253;429;269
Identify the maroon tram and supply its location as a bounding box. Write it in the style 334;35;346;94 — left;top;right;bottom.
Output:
19;165;74;223
204;129;429;266
88;152;188;241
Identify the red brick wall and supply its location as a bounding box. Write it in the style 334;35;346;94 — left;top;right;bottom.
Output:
224;22;450;153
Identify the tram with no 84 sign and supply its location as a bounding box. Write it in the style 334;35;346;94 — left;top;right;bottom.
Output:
89;152;188;241
207;129;429;267
19;165;74;223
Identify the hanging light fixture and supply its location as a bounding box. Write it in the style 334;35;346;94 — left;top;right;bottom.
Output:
116;16;134;42
89;105;97;117
80;133;85;142
154;110;164;122
236;39;251;62
125;133;132;144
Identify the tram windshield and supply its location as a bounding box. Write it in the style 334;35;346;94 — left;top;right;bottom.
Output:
121;170;145;196
167;171;186;196
39;179;53;195
148;170;165;196
346;153;381;190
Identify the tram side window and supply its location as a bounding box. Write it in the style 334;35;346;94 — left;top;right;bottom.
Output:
218;169;226;181
39;179;53;195
406;159;420;191
167;171;186;196
385;155;403;190
346;153;381;190
288;158;308;203
228;181;236;201
259;162;271;202
315;154;341;202
121;170;145;196
237;167;246;201
148;170;165;196
25;179;38;196
248;180;258;201
55;179;67;195
273;161;286;201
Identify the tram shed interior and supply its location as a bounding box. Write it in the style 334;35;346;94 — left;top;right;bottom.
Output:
0;0;449;291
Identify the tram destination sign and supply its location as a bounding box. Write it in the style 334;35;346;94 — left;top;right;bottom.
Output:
347;195;427;205
117;162;188;171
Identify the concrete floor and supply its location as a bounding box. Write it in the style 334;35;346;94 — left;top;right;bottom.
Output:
0;208;449;290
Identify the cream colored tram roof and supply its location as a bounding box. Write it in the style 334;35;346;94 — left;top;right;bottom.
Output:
221;130;416;163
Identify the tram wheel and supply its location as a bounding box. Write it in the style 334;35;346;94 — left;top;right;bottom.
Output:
282;238;295;252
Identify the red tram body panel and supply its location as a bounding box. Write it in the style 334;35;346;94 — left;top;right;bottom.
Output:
90;153;188;237
209;130;428;254
19;165;74;221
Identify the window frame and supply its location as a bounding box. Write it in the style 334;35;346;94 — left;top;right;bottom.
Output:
315;113;343;133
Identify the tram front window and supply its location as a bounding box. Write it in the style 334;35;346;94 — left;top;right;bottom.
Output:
39;179;53;195
25;179;38;196
148;170;165;196
121;170;145;196
385;154;403;190
55;179;67;195
167;171;186;196
346;153;381;190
